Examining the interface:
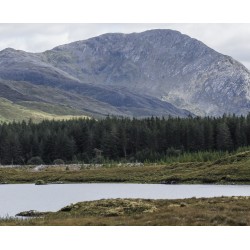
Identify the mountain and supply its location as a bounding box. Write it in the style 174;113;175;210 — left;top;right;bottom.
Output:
45;29;250;116
0;46;192;121
1;29;250;120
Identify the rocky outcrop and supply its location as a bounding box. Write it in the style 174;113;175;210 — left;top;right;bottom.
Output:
16;210;48;217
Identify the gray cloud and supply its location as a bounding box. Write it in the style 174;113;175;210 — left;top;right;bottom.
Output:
1;23;250;69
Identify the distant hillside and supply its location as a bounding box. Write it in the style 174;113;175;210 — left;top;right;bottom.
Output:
1;29;250;119
0;97;89;123
0;78;191;120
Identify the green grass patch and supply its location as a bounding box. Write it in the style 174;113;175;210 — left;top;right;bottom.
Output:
0;97;89;123
1;150;250;184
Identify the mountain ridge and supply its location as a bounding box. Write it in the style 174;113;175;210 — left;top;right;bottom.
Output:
41;29;250;116
0;29;250;119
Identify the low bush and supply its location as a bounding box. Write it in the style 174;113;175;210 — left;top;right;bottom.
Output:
27;156;44;165
53;159;65;165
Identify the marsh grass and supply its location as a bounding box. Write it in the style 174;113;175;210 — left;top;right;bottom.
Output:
1;150;250;184
1;197;249;226
1;150;250;226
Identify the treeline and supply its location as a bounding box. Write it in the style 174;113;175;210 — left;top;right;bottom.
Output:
0;115;250;164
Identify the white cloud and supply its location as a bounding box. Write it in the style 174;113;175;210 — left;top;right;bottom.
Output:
1;23;250;69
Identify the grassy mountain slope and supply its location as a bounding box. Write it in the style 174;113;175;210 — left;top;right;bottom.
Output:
0;78;192;120
0;98;88;123
0;79;126;118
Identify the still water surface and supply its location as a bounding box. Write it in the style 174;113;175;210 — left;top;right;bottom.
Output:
1;183;250;217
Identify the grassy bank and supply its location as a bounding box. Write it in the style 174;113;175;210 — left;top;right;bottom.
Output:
1;151;250;184
1;196;250;226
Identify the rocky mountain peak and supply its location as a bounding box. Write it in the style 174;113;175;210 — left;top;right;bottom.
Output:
1;29;250;117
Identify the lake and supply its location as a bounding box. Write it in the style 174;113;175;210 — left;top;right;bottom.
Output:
1;183;250;217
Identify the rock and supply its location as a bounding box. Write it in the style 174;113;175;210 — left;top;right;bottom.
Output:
33;165;46;171
16;210;46;217
35;180;47;185
160;181;169;184
161;180;178;184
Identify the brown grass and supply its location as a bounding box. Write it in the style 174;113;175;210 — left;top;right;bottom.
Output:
1;197;250;226
1;152;250;185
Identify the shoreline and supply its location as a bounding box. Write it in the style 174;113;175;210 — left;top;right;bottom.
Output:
1;196;250;226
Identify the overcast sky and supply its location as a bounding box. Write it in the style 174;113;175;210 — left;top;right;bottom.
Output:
1;23;250;69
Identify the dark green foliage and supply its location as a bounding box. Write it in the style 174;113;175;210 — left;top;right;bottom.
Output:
216;122;233;150
53;159;65;165
1;114;250;164
166;147;182;157
27;156;44;165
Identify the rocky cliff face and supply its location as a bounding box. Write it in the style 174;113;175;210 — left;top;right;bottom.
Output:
1;29;250;117
44;29;250;116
